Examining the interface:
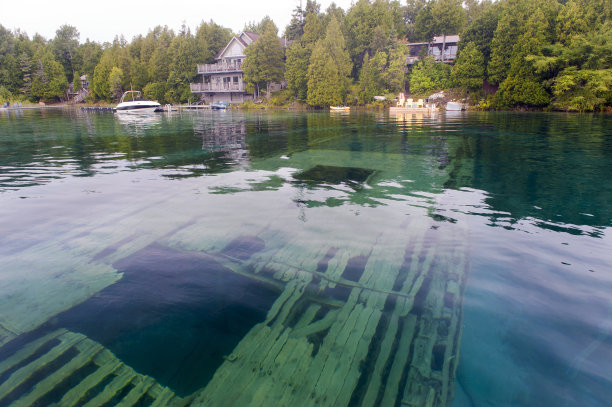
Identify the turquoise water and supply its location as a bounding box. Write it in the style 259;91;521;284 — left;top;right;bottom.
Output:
0;108;610;406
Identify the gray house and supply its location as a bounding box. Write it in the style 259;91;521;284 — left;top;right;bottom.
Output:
406;35;460;65
190;32;288;104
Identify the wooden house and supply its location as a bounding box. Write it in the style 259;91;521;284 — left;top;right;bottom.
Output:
190;32;289;104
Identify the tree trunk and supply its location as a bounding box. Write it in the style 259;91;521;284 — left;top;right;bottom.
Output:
441;34;446;63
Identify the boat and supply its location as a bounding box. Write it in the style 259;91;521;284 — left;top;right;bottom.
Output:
446;101;465;111
211;102;228;110
115;91;161;113
330;106;350;111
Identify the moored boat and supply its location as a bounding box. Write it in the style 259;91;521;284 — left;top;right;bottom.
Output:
211;102;228;110
330;106;350;111
446;101;465;111
115;91;161;113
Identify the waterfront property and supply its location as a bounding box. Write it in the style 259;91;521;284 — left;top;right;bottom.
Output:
405;35;460;65
190;32;289;104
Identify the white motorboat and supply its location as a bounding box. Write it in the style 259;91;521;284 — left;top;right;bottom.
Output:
446;101;465;111
115;91;161;113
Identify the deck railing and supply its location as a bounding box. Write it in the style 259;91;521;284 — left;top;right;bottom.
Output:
197;62;243;73
190;83;244;92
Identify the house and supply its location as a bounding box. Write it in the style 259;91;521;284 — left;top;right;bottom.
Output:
190;32;289;104
405;35;460;65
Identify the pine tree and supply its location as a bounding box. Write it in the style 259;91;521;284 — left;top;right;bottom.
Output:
285;43;311;101
306;17;352;106
496;9;551;107
242;22;284;98
73;71;82;92
451;42;485;91
18;52;32;95
358;53;376;104
307;41;343;106
108;66;124;101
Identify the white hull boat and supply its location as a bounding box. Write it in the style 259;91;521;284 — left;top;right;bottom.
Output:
446;101;465;111
116;91;161;113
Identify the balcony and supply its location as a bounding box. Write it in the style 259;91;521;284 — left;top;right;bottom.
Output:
190;83;245;93
197;62;243;74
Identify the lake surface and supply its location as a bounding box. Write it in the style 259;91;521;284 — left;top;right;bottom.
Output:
0;108;610;406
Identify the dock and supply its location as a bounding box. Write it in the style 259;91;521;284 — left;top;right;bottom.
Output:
389;106;439;113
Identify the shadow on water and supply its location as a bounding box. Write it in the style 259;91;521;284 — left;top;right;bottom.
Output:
36;242;279;396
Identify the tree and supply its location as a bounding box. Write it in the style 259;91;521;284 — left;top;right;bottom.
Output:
52;25;80;81
195;20;233;63
405;0;429;41
285;43;311;101
92;51;113;100
301;13;326;48
30;49;68;102
306;17;352;106
357;53;378;104
451;42;485;91
459;4;499;64
307;41;343;106
18;52;32;95
408;56;451;95
166;29;198;103
108;66;124;101
243;16;276;34
531;21;612;111
343;0;404;77
242;22;284;98
487;0;532;85
73;71;82;92
383;45;408;93
496;9;551;107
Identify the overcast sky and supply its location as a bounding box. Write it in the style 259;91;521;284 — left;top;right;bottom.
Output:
2;0;355;43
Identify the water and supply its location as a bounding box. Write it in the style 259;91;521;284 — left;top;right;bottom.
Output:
0;108;610;406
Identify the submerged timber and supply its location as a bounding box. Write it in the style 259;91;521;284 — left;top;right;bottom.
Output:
0;113;473;407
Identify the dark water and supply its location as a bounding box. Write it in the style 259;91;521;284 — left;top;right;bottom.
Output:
0;108;610;406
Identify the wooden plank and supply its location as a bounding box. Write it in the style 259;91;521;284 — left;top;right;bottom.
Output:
291;308;339;339
272;277;312;329
380;314;418;406
81;366;136;407
291;289;361;404
12;340;103;407
57;350;123;407
360;313;400;407
0;331;83;397
114;376;155;407
293;304;321;331
264;279;299;324
0;329;66;375
234;331;296;406
149;386;176;407
275;339;315;406
334;307;382;407
309;301;366;405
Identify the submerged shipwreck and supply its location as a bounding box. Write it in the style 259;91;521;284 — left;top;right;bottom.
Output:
0;133;472;406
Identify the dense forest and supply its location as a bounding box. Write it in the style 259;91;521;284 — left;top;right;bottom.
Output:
0;0;610;111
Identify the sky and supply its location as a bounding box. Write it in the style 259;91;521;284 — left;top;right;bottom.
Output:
2;0;355;43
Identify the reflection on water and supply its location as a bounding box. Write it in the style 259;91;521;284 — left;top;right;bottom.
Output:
0;109;610;406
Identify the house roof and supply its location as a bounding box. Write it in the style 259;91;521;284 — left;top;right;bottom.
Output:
215;31;260;59
215;31;292;60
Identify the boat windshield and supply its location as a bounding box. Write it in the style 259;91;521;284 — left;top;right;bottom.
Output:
120;91;143;103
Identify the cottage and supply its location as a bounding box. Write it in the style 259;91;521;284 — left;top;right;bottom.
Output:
406;35;460;65
190;32;288;104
